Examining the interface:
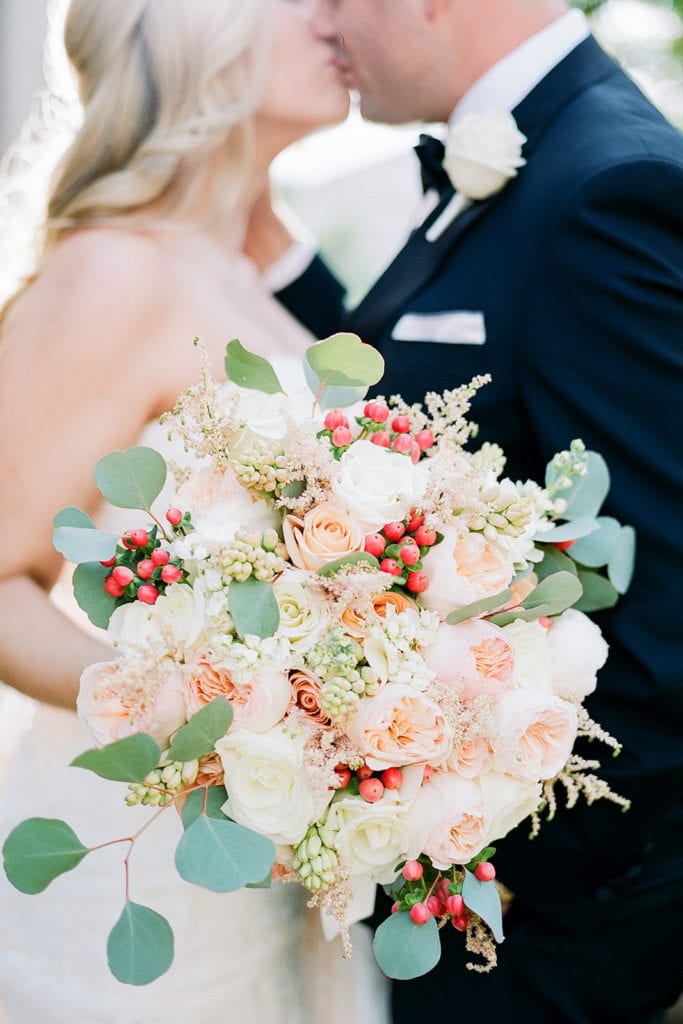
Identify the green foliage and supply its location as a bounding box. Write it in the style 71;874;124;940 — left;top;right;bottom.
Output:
181;786;230;828
558;452;610;520
491;571;583;625
228;576;280;640
71;734;161;783
53;507;96;529
94;447;167;511
373;911;441;980
175;816;275;893
302;357;368;411
305;333;384;409
2;819;89;894
536;515;599;543
52;526;119;564
167;698;233;762
607;525;636;593
224;339;284;394
534;546;578;580
569;516;621;567
107;902;174;985
73;562;119;628
574;569;620;612
446;589;513;625
462;869;504;943
317;552;380;576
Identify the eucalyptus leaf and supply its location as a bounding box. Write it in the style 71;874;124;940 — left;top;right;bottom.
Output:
574;570;620;613
446;589;513;625
561;452;610;519
107;902;174;985
373;911;441;980
522;571;583;614
181;786;229;829
167;698;232;763
306;333;384;391
229;576;280;640
53;506;96;529
94;447;167;510
570;516;621;568
607;526;636;594
534;515;599;543
2;818;89;894
73;562;119;629
302;357;368;410
462;869;504;943
224;339;284;394
71;734;161;783
534;546;578;581
317;552;380;577
53;526;119;564
175;816;275;892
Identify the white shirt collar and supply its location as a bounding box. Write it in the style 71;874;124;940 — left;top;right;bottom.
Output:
450;9;590;125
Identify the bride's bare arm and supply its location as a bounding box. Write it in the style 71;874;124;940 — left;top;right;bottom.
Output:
0;232;168;709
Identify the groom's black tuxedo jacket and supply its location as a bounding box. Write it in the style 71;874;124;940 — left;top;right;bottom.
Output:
278;35;683;925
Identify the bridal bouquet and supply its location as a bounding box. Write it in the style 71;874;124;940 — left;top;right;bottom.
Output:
3;334;634;985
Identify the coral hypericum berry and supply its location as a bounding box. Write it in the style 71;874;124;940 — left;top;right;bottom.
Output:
451;913;469;932
359;778;384;803
370;431;391;448
324;409;348;431
364;533;386;558
392;415;411;434
332;425;353;447
475;862;496;882
166;508;183;526
406;571;429;593
111;566;134;588
380;767;403;790
137;584;160;605
402;860;424;882
410;903;430;925
103;576;125;598
383;521;406;542
151;548;170;567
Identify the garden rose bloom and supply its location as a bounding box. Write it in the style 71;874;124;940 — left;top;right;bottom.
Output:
184;654;237;717
273;569;330;652
346;683;453;770
288;669;332;728
423;619;514;701
341;591;416;638
185;654;290;733
332;440;429;532
78;661;186;748
177;467;276;547
420;527;513;617
478;770;542;842
405;773;490;868
491;689;578;781
502;619;554;692
217;724;319;845
283;502;364;571
444;734;492;778
547;609;609;701
109;583;206;657
325;792;412;883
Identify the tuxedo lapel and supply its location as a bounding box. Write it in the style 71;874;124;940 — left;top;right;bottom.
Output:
347;35;620;343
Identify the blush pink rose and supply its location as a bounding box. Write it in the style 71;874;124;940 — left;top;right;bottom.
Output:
282;502;364;571
78;660;186;748
491;688;578;781
420;527;514;618
185;655;291;734
444;734;493;778
346;683;453;771
404;772;490;868
423;619;514;701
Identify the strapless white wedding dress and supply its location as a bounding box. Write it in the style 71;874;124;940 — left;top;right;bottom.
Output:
0;256;391;1024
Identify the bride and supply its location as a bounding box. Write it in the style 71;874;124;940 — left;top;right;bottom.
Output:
0;1;389;1021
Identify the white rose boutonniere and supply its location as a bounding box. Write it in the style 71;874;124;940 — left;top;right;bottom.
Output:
444;109;527;200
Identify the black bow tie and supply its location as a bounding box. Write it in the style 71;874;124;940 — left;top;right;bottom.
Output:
414;133;451;196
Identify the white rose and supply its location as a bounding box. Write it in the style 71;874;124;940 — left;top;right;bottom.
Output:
491;688;578;782
227;387;308;457
547;609;609;701
325;793;412;884
217;724;319;846
404;772;490;869
478;770;543;843
331;440;429;532
273;569;330;654
444;110;527;200
109;583;206;656
502;619;554;692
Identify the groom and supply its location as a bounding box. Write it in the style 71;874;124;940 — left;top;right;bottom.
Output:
250;1;683;1020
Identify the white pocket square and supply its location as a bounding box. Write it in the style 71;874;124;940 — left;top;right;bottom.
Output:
391;311;486;345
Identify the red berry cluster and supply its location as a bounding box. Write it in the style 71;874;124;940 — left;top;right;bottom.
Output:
392;857;497;931
364;513;440;594
100;508;190;607
320;409;354;455
360;401;435;464
333;763;403;802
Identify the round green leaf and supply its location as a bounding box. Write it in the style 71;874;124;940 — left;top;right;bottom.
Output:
181;786;229;829
71;734;161;783
306;333;384;390
462;868;504;943
570;516;621;568
317;552;380;577
3;818;89;894
535;515;599;543
534;546;578;581
560;452;610;519
53;526;119;564
302;357;368;410
574;570;620;612
446;589;513;625
53;506;96;529
373;911;441;980
94;447;167;510
107;902;174;985
72;562;119;629
522;571;583;614
607;525;636;594
175;816;275;892
228;576;280;640
225;339;284;394
167;697;233;762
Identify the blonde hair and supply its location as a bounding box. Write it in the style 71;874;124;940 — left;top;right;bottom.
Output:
0;0;268;332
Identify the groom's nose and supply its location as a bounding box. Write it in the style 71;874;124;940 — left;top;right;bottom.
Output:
310;0;339;43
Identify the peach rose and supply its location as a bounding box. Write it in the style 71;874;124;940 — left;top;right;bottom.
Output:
282;502;364;571
185;655;291;734
444;734;492;778
341;591;417;638
288;668;332;728
346;683;453;770
423;619;514;701
405;772;491;868
420;527;514;617
491;688;578;781
184;654;238;717
78;660;186;748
